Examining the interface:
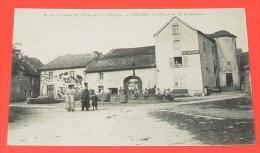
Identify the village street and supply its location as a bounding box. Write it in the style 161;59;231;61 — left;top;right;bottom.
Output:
8;92;255;146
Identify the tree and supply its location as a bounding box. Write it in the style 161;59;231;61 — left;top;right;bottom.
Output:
12;43;24;77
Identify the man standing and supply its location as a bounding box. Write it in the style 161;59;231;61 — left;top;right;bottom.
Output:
81;83;90;111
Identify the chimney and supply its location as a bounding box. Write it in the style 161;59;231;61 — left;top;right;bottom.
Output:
93;51;103;60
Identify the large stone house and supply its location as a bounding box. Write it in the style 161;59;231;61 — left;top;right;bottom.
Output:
39;52;102;98
10;57;44;102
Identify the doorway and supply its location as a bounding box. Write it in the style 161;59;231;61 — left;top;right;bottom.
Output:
47;85;55;98
123;76;142;93
226;73;233;87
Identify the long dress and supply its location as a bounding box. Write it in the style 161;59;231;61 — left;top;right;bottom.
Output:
65;88;76;111
81;89;90;110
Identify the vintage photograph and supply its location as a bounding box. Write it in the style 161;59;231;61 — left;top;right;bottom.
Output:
8;8;254;146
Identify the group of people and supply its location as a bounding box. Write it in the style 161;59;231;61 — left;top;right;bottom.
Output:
156;88;172;101
65;83;99;112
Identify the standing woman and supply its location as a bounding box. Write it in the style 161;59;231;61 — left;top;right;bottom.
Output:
65;84;76;112
81;83;90;111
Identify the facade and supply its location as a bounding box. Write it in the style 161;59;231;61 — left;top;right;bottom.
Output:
10;57;44;102
207;31;240;90
85;46;157;94
154;17;218;95
39;52;102;98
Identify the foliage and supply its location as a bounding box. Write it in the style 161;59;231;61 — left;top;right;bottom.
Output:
11;43;24;77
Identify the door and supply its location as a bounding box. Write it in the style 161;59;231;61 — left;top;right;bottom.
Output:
226;73;233;87
47;85;55;98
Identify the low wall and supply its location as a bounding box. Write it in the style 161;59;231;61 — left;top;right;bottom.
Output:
26;98;64;104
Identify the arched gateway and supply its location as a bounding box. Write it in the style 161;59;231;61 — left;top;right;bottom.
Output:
123;76;142;93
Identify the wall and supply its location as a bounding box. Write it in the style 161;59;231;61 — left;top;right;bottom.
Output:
10;72;40;102
197;32;218;89
155;18;204;95
40;67;85;98
214;37;240;89
85;68;157;93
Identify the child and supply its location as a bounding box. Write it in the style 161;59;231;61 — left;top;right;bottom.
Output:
91;93;99;110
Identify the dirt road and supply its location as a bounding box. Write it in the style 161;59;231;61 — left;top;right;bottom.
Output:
8;93;253;146
8;103;203;146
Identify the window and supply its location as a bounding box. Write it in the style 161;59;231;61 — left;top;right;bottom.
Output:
49;72;53;81
29;77;33;85
98;86;104;93
28;90;33;97
170;56;188;68
227;61;231;65
213;61;217;74
203;42;206;52
172;25;179;34
69;71;75;78
24;90;27;97
174;57;183;68
173;40;180;49
99;72;104;80
173;76;183;87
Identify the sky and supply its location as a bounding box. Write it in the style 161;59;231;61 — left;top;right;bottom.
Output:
13;8;248;64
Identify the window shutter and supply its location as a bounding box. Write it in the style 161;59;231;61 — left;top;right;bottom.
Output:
169;57;173;68
183;56;188;67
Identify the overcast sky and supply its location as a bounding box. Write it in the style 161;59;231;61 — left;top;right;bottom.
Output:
13;8;248;64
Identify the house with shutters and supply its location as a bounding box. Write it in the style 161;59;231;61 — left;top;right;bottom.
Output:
39;52;102;98
10;57;44;102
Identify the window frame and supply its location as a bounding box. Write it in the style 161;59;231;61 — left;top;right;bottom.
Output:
69;71;75;78
169;56;188;68
24;90;27;97
99;72;104;80
49;72;53;81
174;57;183;68
29;76;34;85
172;25;179;35
98;85;104;93
173;76;184;87
203;41;206;52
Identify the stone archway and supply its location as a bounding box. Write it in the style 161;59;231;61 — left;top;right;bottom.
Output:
123;76;142;93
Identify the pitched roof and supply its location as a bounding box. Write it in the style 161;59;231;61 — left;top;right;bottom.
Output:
85;46;156;73
40;53;97;70
154;16;215;42
25;57;45;70
206;30;237;38
154;16;197;37
21;57;44;76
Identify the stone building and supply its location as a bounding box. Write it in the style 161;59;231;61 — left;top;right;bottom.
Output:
84;46;157;94
207;30;240;90
39;52;102;98
154;17;218;95
10;57;44;102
